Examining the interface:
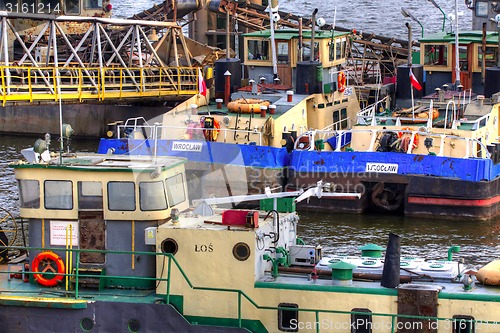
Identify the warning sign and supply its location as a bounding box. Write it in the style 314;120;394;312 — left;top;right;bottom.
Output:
50;221;79;246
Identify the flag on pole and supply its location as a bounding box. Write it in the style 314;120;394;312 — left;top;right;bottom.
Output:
409;68;422;91
198;68;207;97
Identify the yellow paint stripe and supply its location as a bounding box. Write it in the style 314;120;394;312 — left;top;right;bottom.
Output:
0;295;86;304
131;220;135;270
41;219;45;249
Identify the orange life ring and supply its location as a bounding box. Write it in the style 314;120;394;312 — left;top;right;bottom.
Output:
337;71;346;93
227;99;271;113
398;127;419;150
31;251;65;287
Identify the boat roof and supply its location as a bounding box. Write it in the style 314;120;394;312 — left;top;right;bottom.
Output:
419;30;499;45
243;28;350;40
11;153;186;172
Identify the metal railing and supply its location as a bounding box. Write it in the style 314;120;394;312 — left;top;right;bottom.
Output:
0;65;199;105
2;245;499;333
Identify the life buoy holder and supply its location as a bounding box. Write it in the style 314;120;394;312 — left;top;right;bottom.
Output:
295;135;311;150
398;127;419;150
31;251;65;287
337;71;346;93
200;117;221;142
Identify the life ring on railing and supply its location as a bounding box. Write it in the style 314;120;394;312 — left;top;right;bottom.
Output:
337;71;346;93
295;135;311;150
31;251;65;287
200;116;221;141
397;127;419;150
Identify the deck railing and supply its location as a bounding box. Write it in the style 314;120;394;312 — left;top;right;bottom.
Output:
1;245;500;333
0;65;199;105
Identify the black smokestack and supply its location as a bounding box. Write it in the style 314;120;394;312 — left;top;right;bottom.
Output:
381;233;401;288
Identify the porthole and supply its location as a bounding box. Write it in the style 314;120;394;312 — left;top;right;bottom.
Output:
128;319;141;333
161;238;178;255
232;242;251;261
80;317;94;332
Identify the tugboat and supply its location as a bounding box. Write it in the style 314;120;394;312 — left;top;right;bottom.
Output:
285;22;500;220
1;132;499;332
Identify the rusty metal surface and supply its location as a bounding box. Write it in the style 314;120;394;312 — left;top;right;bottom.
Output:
398;285;439;333
78;211;105;264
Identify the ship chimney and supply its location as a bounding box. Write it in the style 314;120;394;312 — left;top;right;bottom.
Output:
381;233;401;288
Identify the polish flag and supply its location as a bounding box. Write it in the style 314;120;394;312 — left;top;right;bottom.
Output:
198;68;207;97
409;68;422;91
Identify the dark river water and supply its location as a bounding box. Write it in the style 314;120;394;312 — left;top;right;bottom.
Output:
0;1;496;271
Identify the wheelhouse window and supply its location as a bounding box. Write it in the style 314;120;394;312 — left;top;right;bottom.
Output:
78;181;103;210
139;181;167;211
336;37;347;60
351;308;372;333
303;41;319;61
44;180;73;210
84;0;102;9
247;39;270;61
477;46;497;69
108;181;135;211
277;303;298;332
423;44;448;66
64;0;80;14
277;42;290;63
165;174;186;206
39;0;61;13
18;179;40;209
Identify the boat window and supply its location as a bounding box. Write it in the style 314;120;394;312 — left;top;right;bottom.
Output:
458;45;468;71
108;181;136;211
165;173;186;207
139;181;168;211
44;180;73;210
277;303;298;332
277;42;289;63
84;0;102;9
18;179;40;209
0;1;14;11
335;37;347;60
38;0;61;13
351;308;372;333
64;0;80;14
329;40;335;61
332;110;340;130
247;39;270;61
477;46;497;68
78;181;103;210
341;108;348;128
303;41;319;61
452;315;475;333
423;44;448;66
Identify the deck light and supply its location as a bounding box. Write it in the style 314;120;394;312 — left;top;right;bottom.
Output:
401;8;424;38
427;0;446;32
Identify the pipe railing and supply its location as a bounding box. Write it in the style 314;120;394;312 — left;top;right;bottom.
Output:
2;244;499;333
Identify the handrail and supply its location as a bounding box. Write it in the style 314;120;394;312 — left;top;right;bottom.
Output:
296;128;492;159
115;123;264;145
1;245;499;333
0;65;198;106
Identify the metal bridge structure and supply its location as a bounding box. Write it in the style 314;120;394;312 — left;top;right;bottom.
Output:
0;5;204;106
207;0;414;84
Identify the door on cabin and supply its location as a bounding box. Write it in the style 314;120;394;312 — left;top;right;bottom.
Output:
77;181;106;264
452;45;472;90
276;41;292;88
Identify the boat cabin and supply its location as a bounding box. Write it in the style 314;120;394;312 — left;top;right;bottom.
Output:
419;30;499;94
12;153;188;289
243;28;350;91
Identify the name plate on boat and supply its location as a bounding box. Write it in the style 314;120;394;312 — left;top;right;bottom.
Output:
365;162;398;173
172;141;203;152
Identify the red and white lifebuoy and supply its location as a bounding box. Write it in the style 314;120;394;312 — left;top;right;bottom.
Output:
31;251;65;287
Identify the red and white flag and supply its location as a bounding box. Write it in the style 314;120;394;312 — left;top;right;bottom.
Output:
198;68;207;97
409;68;422;91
